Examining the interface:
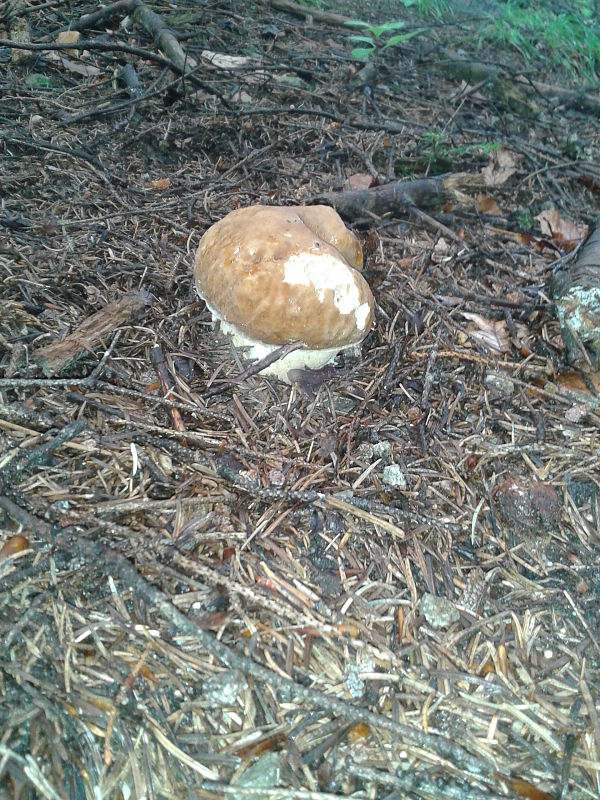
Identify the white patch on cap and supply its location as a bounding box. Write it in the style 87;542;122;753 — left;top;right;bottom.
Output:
355;302;370;330
283;252;360;316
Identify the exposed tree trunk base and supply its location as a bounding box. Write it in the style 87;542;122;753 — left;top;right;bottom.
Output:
552;226;600;372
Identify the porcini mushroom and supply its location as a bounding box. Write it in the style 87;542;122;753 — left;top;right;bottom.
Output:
194;205;374;382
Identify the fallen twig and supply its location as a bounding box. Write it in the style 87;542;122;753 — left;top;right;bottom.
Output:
32;291;151;376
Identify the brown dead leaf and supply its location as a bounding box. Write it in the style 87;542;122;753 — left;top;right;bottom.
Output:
494;477;561;538
535;209;587;243
148;178;171;191
461;312;510;353
46;48;100;76
0;535;30;561
482;148;517;186
231;89;253;105
556;370;600;394
476;194;502;215
56;30;80;57
60;57;100;77
345;173;375;190
431;237;452;264
200;50;258;70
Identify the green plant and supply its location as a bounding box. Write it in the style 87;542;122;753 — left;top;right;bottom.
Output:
481;0;600;82
344;19;423;60
399;0;451;18
417;130;502;172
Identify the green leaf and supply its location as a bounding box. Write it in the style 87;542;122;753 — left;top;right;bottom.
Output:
369;21;406;37
344;20;371;29
351;46;375;58
348;34;375;44
383;29;424;48
375;21;407;34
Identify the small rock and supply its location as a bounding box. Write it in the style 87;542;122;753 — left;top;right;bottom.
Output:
333;489;354;502
373;441;392;460
420;593;460;629
203;669;247;706
344;657;375;698
232;752;285;799
268;468;285;487
355;442;374;461
484;371;515;398
495;476;561;535
382;464;407;488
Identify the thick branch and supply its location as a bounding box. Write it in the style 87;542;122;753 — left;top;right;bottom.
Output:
32;290;152;376
271;0;356;27
313;173;484;220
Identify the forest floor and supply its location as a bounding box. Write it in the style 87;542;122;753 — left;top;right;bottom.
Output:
1;1;600;798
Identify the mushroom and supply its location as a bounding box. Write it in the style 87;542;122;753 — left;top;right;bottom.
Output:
194;205;374;382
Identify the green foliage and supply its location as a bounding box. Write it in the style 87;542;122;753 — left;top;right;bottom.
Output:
340;1;598;78
344;19;424;59
418;130;501;171
398;0;451;18
481;0;600;81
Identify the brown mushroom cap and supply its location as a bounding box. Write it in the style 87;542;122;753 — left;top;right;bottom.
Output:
293;205;363;270
194;205;374;350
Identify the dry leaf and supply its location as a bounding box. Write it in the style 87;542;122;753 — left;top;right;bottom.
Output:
482;148;517;186
148;178;171;191
476;194;502;215
535;209;587;243
461;312;510;353
231;89;253;104
59;57;100;77
56;30;80;57
47;49;101;76
345;173;375;190
495;476;561;535
455;79;486;103
57;31;80;44
557;369;600;394
200;50;258;70
431;237;452;264
0;535;30;560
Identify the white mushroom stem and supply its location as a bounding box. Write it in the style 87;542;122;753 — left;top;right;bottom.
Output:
218;316;357;382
